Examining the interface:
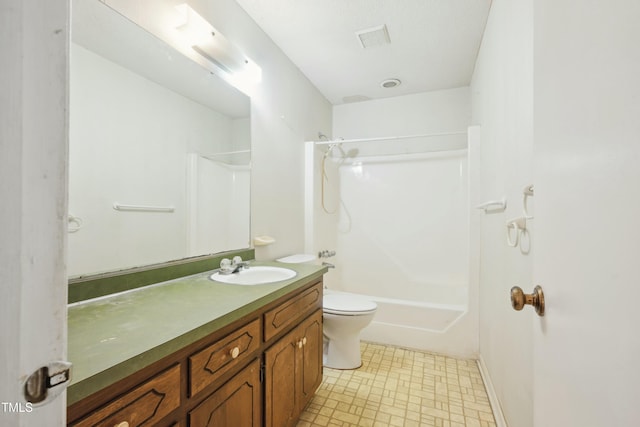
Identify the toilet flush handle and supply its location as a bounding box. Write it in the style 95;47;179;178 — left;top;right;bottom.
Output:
510;285;545;316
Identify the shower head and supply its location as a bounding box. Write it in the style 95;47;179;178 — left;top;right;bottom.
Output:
345;148;359;158
320;141;359;215
324;143;346;159
323;143;360;161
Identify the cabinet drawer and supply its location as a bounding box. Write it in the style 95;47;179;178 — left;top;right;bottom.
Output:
189;318;261;397
264;282;322;341
71;364;180;427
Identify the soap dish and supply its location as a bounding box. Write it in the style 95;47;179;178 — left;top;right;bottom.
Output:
253;236;276;246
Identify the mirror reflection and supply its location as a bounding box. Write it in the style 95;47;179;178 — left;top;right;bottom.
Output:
68;0;251;277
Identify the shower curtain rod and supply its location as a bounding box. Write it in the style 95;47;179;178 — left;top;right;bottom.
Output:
313;131;466;145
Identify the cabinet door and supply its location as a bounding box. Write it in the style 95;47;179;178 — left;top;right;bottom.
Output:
264;331;299;427
265;309;324;427
299;310;323;410
189;359;261;427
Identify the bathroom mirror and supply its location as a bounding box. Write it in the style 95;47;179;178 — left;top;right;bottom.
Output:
68;0;251;277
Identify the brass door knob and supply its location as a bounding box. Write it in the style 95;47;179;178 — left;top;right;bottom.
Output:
510;285;545;316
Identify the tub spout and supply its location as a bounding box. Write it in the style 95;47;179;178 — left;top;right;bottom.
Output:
322;262;335;269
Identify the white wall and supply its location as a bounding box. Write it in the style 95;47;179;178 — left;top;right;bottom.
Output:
471;0;534;425
333;87;470;139
190;0;333;260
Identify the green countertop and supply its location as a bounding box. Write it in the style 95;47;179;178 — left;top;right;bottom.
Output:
67;261;326;406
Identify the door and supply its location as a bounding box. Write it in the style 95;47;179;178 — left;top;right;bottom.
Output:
533;1;640;426
0;1;69;426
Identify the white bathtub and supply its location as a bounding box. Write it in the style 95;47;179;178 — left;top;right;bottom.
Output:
369;296;465;332
325;290;476;357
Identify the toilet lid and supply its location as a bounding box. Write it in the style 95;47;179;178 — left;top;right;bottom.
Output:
323;294;377;315
276;254;316;264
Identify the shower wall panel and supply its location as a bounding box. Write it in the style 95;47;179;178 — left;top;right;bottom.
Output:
189;158;250;256
324;150;469;306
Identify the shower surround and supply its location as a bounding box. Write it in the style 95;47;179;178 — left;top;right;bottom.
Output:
305;128;480;358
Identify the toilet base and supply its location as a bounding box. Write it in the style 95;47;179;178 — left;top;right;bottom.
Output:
323;335;362;369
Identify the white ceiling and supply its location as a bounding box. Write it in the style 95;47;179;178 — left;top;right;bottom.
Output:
235;0;492;105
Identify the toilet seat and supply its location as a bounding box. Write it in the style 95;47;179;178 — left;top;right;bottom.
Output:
276;254;316;263
323;294;377;316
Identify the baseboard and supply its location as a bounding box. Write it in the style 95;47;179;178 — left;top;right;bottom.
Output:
477;355;508;427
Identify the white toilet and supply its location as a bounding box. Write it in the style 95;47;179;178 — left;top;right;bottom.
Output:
276;254;378;370
322;291;377;369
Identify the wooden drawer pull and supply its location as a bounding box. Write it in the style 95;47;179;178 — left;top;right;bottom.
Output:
302;337;307;346
114;422;129;427
298;340;303;349
230;346;240;359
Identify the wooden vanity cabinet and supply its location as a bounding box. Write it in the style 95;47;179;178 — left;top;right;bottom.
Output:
67;278;324;427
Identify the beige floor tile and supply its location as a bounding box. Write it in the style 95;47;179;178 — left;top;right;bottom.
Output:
297;342;497;427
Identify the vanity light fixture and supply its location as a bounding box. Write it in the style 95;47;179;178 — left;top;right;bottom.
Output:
175;4;261;87
175;4;215;46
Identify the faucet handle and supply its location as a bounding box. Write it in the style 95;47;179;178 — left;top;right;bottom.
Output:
220;258;235;274
232;256;243;265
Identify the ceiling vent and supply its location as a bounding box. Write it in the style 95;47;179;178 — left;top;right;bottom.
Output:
355;24;391;49
380;78;401;88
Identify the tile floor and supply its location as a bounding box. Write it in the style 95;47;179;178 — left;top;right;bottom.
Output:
297;342;497;427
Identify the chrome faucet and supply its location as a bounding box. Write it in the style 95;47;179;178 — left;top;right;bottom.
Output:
318;250;336;258
219;256;250;274
322;262;335;269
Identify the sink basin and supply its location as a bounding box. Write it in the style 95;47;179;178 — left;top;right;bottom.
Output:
209;266;297;285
